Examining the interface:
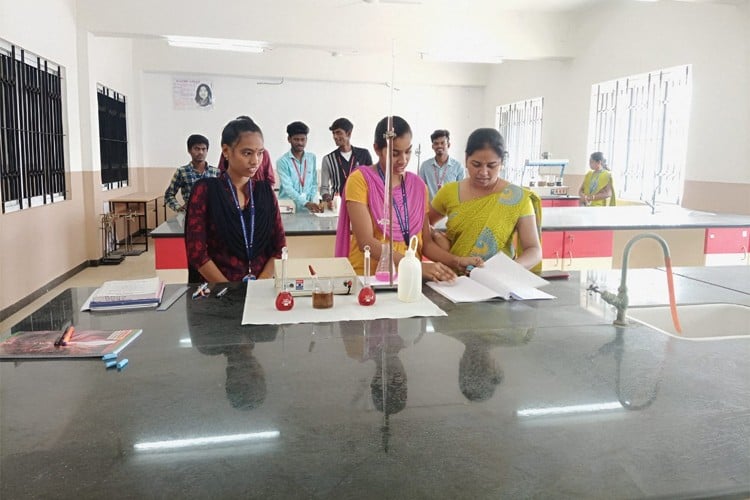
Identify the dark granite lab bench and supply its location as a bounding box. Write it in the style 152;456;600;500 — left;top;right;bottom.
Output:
1;266;748;498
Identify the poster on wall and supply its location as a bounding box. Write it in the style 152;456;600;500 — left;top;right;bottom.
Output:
173;78;214;110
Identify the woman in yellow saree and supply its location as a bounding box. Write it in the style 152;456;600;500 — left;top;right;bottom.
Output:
579;152;616;206
428;128;542;273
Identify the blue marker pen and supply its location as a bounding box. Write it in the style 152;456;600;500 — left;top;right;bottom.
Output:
105;360;118;369
116;359;129;371
102;353;117;361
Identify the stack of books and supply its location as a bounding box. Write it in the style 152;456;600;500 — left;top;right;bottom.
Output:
89;277;165;311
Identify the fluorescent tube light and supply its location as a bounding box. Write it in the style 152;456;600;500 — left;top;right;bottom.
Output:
420;51;503;64
166;36;267;54
516;401;623;418
134;431;280;451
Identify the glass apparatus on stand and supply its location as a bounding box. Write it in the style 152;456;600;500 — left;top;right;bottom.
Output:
359;245;376;305
376;89;398;287
375;242;397;282
275;247;294;311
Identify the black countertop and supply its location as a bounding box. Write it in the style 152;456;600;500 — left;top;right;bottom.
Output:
1;267;749;499
152;206;750;239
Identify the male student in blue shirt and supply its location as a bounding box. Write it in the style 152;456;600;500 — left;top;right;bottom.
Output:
418;129;464;200
277;121;321;213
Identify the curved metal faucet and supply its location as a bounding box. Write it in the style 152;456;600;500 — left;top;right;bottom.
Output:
588;233;673;326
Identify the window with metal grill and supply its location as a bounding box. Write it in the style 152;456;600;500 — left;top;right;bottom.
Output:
587;65;692;205
495;97;544;186
0;40;67;213
97;85;129;190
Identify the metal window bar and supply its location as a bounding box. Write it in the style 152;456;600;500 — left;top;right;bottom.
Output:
588;65;691;205
496;97;544;185
98;86;129;189
0;42;65;213
0;51;21;208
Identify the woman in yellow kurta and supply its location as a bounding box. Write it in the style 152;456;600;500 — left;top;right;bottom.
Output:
579;152;616;206
429;128;542;272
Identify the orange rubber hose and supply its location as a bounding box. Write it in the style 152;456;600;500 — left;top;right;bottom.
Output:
664;257;682;334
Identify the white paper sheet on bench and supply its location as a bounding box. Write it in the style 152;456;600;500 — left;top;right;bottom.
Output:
312;211;338;218
241;280;446;325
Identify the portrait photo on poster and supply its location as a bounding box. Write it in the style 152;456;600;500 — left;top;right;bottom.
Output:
173;78;214;110
194;83;213;107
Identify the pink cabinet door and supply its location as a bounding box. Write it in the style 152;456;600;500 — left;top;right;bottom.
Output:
553;198;580;207
542;231;565;259
704;227;750;254
564;230;614;258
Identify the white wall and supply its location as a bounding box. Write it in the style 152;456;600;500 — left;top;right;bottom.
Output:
140;72;483;173
484;1;750;184
0;0;90;310
0;0;144;311
81;34;140;171
482;59;571;153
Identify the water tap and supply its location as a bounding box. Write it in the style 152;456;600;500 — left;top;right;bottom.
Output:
588;233;672;326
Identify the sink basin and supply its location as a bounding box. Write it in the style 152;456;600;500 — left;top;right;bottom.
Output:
628;303;750;340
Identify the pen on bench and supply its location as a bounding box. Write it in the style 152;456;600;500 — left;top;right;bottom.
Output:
192;282;210;299
54;321;73;347
60;325;75;346
216;287;228;299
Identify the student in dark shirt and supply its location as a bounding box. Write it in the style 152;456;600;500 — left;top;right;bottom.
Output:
186;117;286;282
319;117;373;208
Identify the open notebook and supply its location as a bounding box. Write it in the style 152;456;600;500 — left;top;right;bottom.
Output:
426;252;555;303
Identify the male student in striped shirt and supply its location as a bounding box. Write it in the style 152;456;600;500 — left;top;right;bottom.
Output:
319;117;373;209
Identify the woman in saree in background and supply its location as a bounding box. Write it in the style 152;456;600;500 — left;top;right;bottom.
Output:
579;151;616;206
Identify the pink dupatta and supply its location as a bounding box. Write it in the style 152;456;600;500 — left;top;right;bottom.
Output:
335;166;426;257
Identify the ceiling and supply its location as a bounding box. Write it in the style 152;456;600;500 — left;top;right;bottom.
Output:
77;0;748;62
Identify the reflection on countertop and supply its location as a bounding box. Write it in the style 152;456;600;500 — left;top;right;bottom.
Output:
1;267;749;499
